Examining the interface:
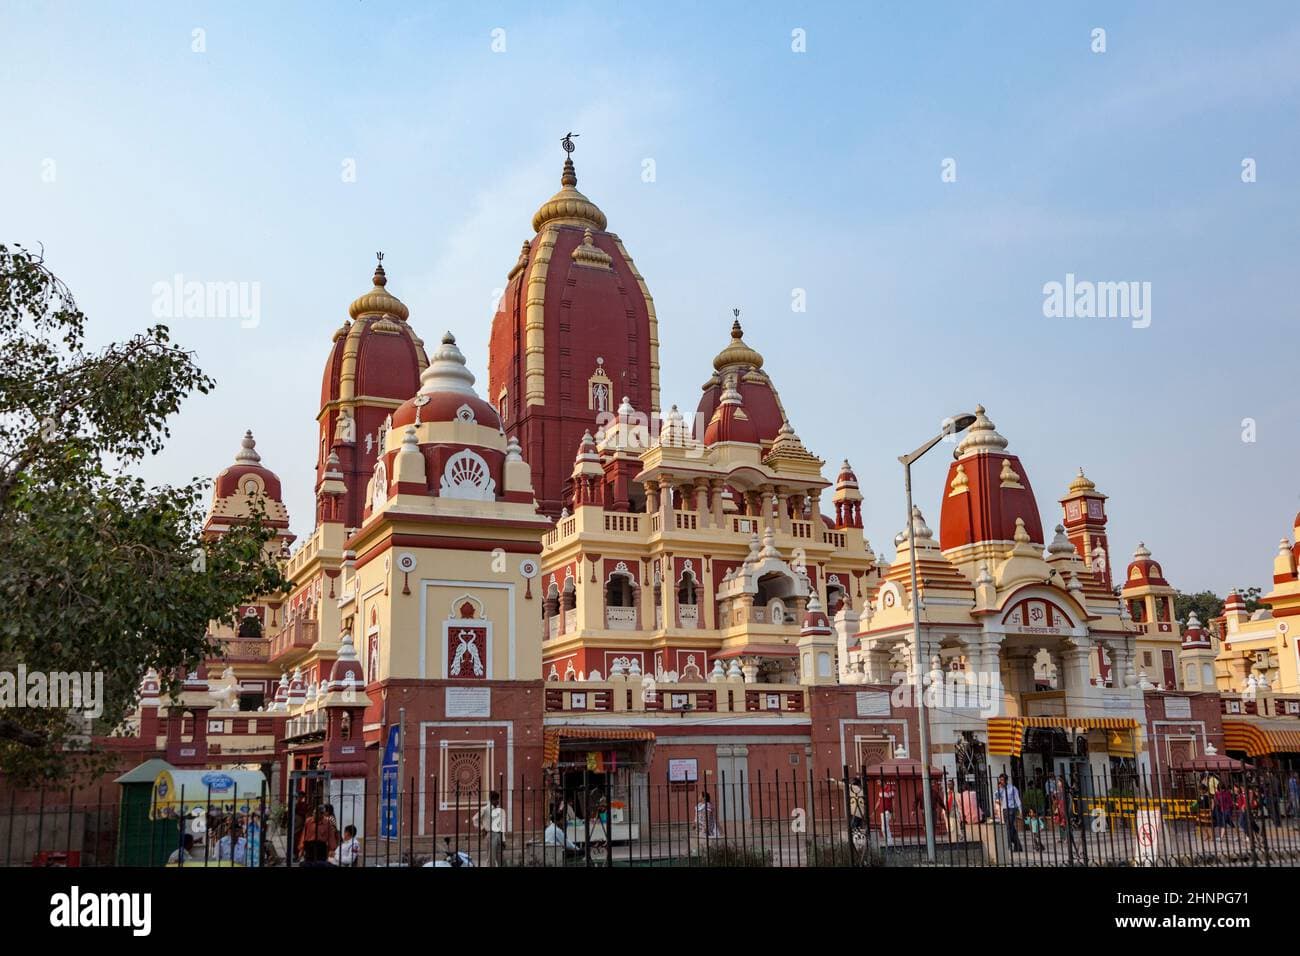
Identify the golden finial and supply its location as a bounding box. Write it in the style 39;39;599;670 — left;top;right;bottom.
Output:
560;132;579;187
374;251;387;287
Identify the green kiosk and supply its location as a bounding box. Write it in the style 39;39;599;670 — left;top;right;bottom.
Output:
114;759;179;866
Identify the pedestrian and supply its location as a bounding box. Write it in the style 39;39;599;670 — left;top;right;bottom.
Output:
874;781;896;847
298;803;340;864
1024;807;1045;853
472;790;506;867
542;812;580;865
1213;779;1233;841
215;822;242;862
695;791;720;839
848;776;866;835
1052;774;1069;831
995;773;1023;852
168;832;196;866
1288;772;1300;821
336;824;362;867
945;782;964;839
242;814;262;867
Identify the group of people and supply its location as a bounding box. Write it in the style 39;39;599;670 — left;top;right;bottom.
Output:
294;800;361;866
165;811;266;866
1198;771;1300;839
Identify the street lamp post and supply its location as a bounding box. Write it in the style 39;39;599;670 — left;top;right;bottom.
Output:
898;411;977;864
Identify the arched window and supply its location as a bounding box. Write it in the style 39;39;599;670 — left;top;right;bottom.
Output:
607;573;635;608
826;583;846;615
238;612;262;638
677;569;699;606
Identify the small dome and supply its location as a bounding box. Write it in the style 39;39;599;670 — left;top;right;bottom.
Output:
1124;541;1168;586
801;593;831;633
532;158;607;233
712;318;765;372
1068;467;1097;494
348;259;410;322
213;430;285;503
1046;524;1076;557
392;332;501;430
953;405;1009;457
836;460;859;490
327;633;366;692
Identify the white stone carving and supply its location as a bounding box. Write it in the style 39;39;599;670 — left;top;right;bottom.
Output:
439;449;497;500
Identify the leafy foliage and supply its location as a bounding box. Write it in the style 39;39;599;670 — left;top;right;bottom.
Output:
0;244;288;782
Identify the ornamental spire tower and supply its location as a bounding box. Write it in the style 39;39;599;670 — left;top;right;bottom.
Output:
488;136;661;516
317;254;429;531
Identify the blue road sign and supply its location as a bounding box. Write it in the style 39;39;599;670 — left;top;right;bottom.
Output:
380;725;400;839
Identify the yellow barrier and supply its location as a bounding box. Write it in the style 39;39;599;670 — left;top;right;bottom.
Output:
1080;795;1200;825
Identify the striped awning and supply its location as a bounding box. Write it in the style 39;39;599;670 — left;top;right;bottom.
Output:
987;716;1139;757
1223;719;1300;757
542;727;656;767
1021;716;1139;730
988;718;1024;756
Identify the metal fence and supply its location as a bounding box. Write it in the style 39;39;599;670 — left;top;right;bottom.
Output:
4;766;1300;867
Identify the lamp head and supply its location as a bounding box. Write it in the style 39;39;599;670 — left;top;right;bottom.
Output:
943;412;978;435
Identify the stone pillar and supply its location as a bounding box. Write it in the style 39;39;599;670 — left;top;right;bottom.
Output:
694;479;709;527
645;481;659;514
710;479;725;528
810;490;824;536
761;486;776;535
1060;638;1094;696
833;607;860;683
777;488;791;534
659;477;674;520
661;552;676;629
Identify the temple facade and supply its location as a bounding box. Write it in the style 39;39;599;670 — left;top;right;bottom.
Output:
77;142;1300;847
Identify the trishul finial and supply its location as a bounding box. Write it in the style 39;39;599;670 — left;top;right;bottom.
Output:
732;307;740;319
376;251;384;263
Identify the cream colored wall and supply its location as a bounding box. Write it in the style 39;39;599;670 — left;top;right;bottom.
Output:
354;544;542;683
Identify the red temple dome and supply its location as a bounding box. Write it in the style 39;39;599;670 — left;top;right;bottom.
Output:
393;332;501;430
320;259;428;409
487;150;659;516
1124;542;1169;586
695;318;787;445
938;404;1045;551
835;460;859;491
214;430;284;501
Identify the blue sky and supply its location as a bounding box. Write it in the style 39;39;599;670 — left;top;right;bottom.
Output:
3;1;1298;594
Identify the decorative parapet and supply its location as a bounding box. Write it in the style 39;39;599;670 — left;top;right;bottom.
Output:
542;679;806;715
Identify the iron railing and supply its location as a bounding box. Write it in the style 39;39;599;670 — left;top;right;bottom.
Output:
3;766;1298;867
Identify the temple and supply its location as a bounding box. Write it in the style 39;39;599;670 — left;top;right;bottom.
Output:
52;141;1300;848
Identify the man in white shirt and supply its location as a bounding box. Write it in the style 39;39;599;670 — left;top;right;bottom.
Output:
995;773;1024;852
541;812;579;866
335;825;361;867
472;790;506;867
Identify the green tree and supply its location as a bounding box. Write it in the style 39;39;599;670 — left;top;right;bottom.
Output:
0;244;288;782
1174;590;1225;627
